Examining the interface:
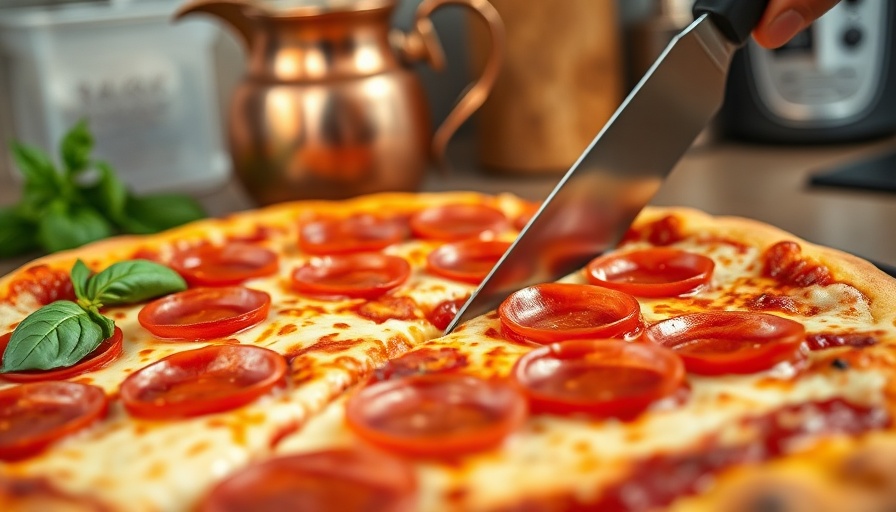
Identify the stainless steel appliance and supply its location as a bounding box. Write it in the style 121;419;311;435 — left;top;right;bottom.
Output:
721;0;896;143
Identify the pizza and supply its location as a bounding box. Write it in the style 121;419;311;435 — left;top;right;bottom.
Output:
0;191;894;512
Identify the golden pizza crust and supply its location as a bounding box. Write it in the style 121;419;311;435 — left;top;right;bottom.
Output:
3;197;890;318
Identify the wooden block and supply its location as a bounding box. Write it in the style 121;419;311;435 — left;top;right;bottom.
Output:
468;0;624;174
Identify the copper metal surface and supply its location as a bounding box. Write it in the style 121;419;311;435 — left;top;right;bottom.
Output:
175;0;503;204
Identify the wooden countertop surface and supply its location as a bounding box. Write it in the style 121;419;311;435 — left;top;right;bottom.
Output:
2;134;895;276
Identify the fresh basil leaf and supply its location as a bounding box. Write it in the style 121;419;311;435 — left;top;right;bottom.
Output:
85;259;186;305
1;301;105;372
119;193;205;235
80;162;128;221
60;119;93;176
10;141;59;190
71;259;92;300
0;207;38;258
17;182;61;223
85;306;115;339
37;203;114;253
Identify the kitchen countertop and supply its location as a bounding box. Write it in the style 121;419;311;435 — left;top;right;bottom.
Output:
1;133;895;276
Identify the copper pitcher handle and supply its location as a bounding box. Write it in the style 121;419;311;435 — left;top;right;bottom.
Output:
400;0;505;170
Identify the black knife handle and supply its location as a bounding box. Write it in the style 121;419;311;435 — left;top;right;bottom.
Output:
693;0;772;46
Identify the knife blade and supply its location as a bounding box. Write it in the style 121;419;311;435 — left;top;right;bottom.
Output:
445;0;770;333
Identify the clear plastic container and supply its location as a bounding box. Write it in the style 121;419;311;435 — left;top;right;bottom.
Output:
0;0;229;193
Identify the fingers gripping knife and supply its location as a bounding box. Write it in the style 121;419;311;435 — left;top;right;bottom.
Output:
446;0;771;333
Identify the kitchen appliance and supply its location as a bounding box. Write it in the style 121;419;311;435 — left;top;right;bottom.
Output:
446;0;770;332
174;0;504;206
0;0;228;193
721;0;896;143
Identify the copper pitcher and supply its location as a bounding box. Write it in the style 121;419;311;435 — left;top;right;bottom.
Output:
175;0;504;205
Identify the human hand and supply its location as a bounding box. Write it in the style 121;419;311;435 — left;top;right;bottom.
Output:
753;0;841;48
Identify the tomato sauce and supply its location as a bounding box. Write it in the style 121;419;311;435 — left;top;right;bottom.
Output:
288;334;362;358
372;347;468;382
426;298;467;330
482;327;506;340
744;293;801;314
804;332;879;351
268;421;300;449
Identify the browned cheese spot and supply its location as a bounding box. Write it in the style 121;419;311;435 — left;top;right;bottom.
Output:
277;324;298;336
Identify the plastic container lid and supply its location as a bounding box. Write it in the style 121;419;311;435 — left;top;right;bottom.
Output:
0;0;183;29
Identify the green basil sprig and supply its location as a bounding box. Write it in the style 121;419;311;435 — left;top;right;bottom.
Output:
2;120;206;257
1;259;186;373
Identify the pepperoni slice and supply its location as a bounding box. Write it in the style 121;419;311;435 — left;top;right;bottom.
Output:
5;265;75;305
512;340;685;419
644;311;807;375
586;248;715;298
138;287;271;340
290;253;410;299
199;448;416;512
426;239;510;284
299;214;408;255
119;344;287;419
498;283;642;344
0;381;108;461
0;328;123;383
345;373;526;458
170;243;279;286
409;203;507;241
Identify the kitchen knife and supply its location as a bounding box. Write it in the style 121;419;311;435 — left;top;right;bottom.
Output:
445;0;771;333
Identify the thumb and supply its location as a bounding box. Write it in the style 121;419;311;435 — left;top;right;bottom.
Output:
752;0;841;48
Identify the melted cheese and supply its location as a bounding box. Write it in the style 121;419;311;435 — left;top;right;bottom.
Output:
0;203;525;511
277;312;894;511
270;235;896;511
1;205;894;512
